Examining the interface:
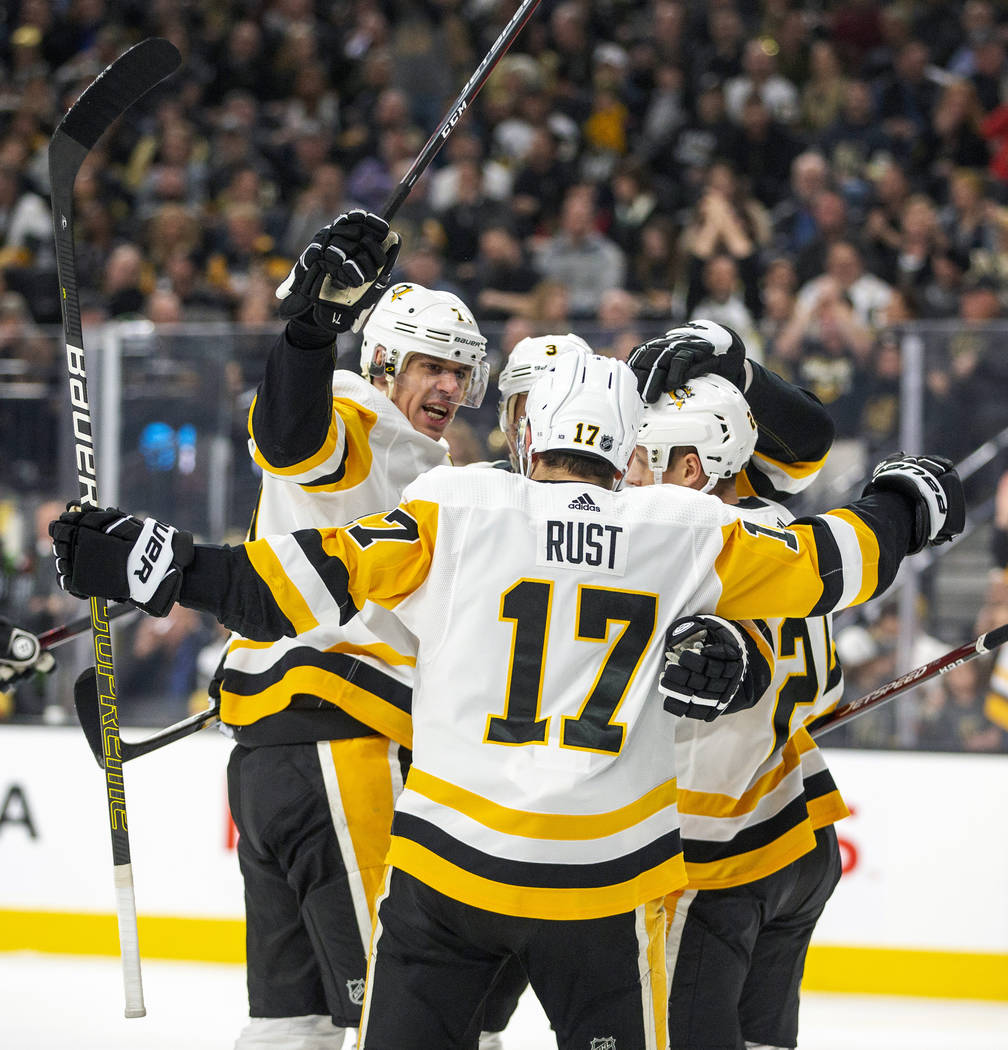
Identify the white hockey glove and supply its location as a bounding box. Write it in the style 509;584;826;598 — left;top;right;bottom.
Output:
0;619;55;686
862;453;965;555
659;614;748;721
627;319;747;403
276;210;400;336
49;505;194;617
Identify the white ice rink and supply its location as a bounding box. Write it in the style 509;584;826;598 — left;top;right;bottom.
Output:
2;953;1007;1050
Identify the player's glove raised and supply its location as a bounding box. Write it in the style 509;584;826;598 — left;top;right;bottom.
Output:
627;320;747;403
0;619;55;687
862;454;965;555
49;506;194;617
658;614;748;721
276;210;401;337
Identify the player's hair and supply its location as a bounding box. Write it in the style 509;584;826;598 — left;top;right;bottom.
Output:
536;449;616;486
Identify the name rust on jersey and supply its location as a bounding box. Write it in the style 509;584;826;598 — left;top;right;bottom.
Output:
536;517;627;574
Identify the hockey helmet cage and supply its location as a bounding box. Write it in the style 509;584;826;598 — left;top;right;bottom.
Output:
497;332;592;434
522;353;643;480
360;282;489;408
636;374;757;488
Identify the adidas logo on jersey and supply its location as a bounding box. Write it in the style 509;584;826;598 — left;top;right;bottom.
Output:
568;492;600;512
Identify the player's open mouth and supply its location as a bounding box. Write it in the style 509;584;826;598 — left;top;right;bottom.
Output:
423;404;449;424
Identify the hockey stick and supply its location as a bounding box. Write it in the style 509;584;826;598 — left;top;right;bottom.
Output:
49;36;181;1019
320;0;543;300
811;622;1008;739
379;0;543;220
38;602;135;651
74;667;220;768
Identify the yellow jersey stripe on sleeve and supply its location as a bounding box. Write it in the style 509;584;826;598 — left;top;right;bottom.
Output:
250;395;377;486
824;508;880;605
407;767;679;841
244;537;320;634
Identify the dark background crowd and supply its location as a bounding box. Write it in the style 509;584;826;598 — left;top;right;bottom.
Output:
0;0;1007;750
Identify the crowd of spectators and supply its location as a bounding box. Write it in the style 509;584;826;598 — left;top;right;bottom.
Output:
1;0;1008;748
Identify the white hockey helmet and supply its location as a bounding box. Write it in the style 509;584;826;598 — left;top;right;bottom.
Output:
636;374;757;490
521;353;643;482
497;332;592;434
360;282;489;408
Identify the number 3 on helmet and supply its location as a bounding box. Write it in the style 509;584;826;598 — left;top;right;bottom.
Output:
360;282;490;408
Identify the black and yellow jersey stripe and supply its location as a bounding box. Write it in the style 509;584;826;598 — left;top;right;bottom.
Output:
673;497;849;891
218;330;449;738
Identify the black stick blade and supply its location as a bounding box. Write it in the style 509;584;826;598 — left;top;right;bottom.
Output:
73;666;107;769
54;37;181;152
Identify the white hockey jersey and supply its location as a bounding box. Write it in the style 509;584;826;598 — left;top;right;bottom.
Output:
217;368;445;735
674;496;848;890
193;465;917;920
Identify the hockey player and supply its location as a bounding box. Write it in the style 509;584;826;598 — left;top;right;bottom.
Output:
0;617;56;688
496;332;592;469
211;209;494;1049
627;373;851;1050
51;353;964;1049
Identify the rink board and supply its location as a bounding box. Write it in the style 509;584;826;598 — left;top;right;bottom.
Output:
0;726;1005;999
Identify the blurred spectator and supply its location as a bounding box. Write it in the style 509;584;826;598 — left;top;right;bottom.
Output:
594;287;642;358
923;77;991;185
774;275;873;443
796;240;894;329
690;5;746;86
396;238;466;302
662;74;736;203
794;189;854;286
205;203;288;309
772;150;833;258
0;164;52;270
682;161;769;322
689;254;762;359
509;126;577;239
939;169;998;261
608;160;659;258
101;243;152;319
427;132;512;215
917;659;1005;752
625;214;680;321
725;92;803;207
433;159;508;285
801;39;848;133
876;40;942;156
532;185;625;319
133;118;209;221
471;221;540;322
117;605;214;724
279;163;354;258
819;79;891;204
725;38;799;126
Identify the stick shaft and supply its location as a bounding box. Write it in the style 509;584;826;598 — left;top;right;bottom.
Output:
379;0;543;222
49;36;179;1018
812;623;1008;739
38;603;134;651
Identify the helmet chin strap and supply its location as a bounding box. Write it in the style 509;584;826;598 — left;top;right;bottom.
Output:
699;472;718;493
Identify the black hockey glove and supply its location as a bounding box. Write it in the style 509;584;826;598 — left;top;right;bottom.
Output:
862;454;965;555
0;619;55;687
49;505;194;617
276;210;401;337
659;614;748;721
627;319;747;403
